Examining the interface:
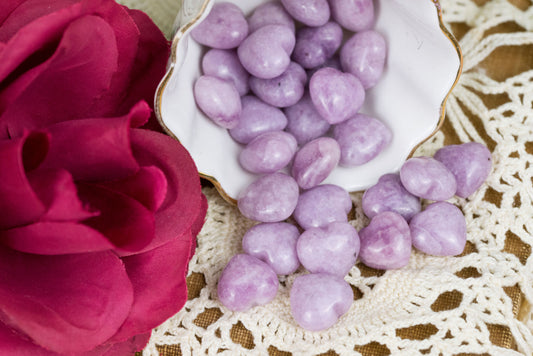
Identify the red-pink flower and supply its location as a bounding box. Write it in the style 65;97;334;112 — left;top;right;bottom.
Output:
0;0;207;355
0;0;170;137
0;102;207;355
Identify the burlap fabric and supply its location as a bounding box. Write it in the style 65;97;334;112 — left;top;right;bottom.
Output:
119;0;533;354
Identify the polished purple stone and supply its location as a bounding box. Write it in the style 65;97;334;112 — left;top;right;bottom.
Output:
362;173;421;222
239;131;297;173
242;222;300;275
284;92;331;146
249;62;307;108
400;157;457;201
193;75;241;129
434;142;492;198
281;0;331;27
340;30;386;89
333;114;392;166
329;0;374;32
248;2;295;33
291;137;341;189
297;222;360;276
228;95;287;144
292;21;343;69
238;172;299;222
309;67;365;125
358;211;411;270
238;25;295;79
202;49;249;96
293;184;352;230
217;254;278;311
290;273;353;331
191;2;248;49
410;202;467;256
306;55;342;80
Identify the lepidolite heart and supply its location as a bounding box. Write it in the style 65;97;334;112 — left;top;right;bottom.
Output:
290;273;353;331
434;142;492;198
297;221;360;276
309;67;365;124
238;24;295;79
409;202;467;256
217;254;279;311
359;211;411;270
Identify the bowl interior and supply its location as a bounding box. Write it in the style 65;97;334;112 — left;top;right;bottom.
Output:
156;0;462;202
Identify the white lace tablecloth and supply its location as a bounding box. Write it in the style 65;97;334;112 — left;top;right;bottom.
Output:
118;0;533;354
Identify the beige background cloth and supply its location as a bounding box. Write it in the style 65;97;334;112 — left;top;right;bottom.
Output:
118;0;533;354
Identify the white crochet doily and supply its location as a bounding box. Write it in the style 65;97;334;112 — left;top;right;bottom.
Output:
118;0;533;354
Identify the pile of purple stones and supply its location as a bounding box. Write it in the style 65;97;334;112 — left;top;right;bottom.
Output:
193;0;391;174
191;0;493;332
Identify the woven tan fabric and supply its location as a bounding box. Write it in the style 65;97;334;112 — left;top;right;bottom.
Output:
119;0;533;354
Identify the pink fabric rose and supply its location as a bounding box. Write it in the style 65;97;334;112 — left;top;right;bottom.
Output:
0;0;170;137
0;102;207;355
0;0;208;355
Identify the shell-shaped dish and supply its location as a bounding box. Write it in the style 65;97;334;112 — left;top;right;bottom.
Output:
155;0;462;203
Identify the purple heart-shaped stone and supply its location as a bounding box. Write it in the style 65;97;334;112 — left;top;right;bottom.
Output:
290;273;353;331
362;173;421;222
293;21;344;69
340;30;386;89
217;254;279;312
238;25;295;79
281;0;330;27
309;67;365;124
434;142;492;198
297;222;360;276
191;3;248;49
242;222;300;275
400;156;457;201
238;172;299;222
291;137;341;189
248;2;295;33
293;184;352;230
202;49;250;96
359;211;411;270
330;0;374;32
228;95;288;144
249;62;307;108
410;202;467;256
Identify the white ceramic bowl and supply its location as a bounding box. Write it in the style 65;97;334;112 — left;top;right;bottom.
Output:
155;0;462;203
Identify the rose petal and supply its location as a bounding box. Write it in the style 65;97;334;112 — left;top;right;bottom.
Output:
99;166;168;212
1;14;119;136
77;182;155;254
0;245;134;354
110;238;191;341
0;1;26;28
0;0;83;77
81;332;151;356
0;131;48;229
0;0;165;138
0;295;150;356
0;0;80;43
27;168;97;221
189;193;208;259
39;102;150;182
1;221;114;255
118;7;170;130
0;321;58;356
98;1;140;117
102;333;151;356
130;129;205;252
